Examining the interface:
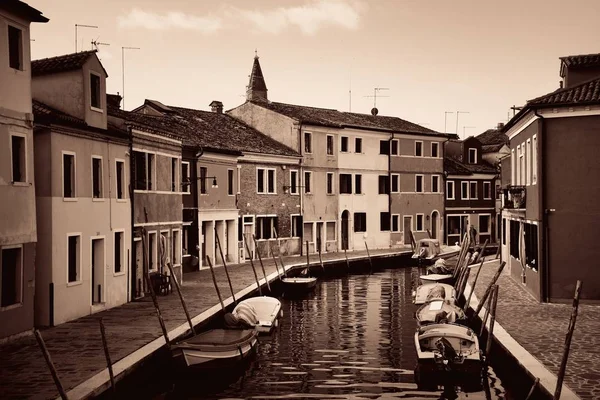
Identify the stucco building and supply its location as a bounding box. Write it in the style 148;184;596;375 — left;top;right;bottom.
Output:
500;53;600;302
31;51;132;326
0;0;47;340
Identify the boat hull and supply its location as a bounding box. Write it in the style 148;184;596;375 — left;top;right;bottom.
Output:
234;296;282;334
413;283;457;305
419;273;454;285
281;277;317;294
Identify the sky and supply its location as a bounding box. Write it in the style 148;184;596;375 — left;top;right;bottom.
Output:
28;0;600;138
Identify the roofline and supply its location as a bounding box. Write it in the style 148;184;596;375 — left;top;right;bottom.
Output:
31;50;108;78
183;144;242;156
0;1;49;22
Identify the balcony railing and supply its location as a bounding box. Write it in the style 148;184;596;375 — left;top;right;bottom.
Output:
499;185;526;209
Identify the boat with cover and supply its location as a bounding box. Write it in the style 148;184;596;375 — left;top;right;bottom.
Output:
412;238;461;264
233;296;282;334
172;328;258;369
413;282;457;305
414;323;482;390
415;299;467;326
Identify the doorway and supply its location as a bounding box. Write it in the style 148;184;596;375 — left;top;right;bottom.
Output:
431;211;439;239
341;210;349;250
91;238;105;305
133;238;143;298
316;222;324;253
243;216;254;260
403;216;413;245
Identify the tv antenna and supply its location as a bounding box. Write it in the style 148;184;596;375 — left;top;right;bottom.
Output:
91;38;110;51
364;87;390;115
75;24;98;52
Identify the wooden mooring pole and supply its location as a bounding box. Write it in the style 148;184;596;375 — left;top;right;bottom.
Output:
34;329;69;400
465;259;484;312
344;249;350;270
215;232;236;305
142;231;170;349
525;378;540;400
479;289;494;337
206;257;225;312
364;241;373;274
273;231;288;278
485;285;499;363
269;243;283;280
98;318;116;393
253;235;272;285
474;239;489;264
473;261;506;319
244;238;269;293
166;262;195;335
246;242;262;296
553;280;583;400
317;246;325;271
306;240;310;267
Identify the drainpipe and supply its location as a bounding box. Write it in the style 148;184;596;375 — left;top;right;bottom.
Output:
128;125;135;300
440;136;452;244
298;122;304;256
533;109;549;302
388;133;393;247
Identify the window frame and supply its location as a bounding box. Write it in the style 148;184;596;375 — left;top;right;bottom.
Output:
526;138;532;186
326;172;334;195
199;166;208;194
378;175;390;195
415;141;423;157
379;140;390;155
391;214;400;232
171;229;181;267
483;181;492;200
237;165;242;194
326;135;334;156
62;151;77;200
170;157;179;192
115;159;126;200
113;230;125;276
380;212;391;232
304;132;312;154
461;181;469;200
354;174;362;194
9;132;27;184
431;175;440;193
227;168;234;196
355;137;363;153
89;71;103;111
340;136;349;153
431;142;440;158
339;173;352;194
257;167;276;194
0;244;24;309
446;180;455;200
148;231;158;272
66;233;82;285
255;215;278;240
291;214;303;238
289;169;299;195
8;24;23;71
353;212;367;233
181;161;191;194
391;173;400;193
91;155;104;200
468;148;477;164
479;214;491;234
415;174;424;193
511;148;516;185
416;213;425;232
304;171;312;194
469;181;478;199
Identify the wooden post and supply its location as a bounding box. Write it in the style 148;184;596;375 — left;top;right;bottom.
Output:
269;242;283;280
426;229;432;239
453;254;469;290
456;267;471;301
495;241;501;260
253;235;271;285
409;231;415;251
166;262;195;335
306;240;310;267
206;256;225;312
246;243;262;296
485;285;499;361
99;318;116;393
344;249;350;270
473;261;506;319
317;246;325;271
244;238;269;293
215;232;236;305
364;241;373;274
34;329;69;400
273;231;288;278
142;233;170;349
554;280;583;400
479;290;494;337
474;239;489;264
525;378;540;400
465;259;484;312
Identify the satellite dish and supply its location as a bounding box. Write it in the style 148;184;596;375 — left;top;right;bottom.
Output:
371;107;379;116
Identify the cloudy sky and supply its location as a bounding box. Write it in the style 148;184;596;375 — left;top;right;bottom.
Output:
29;0;600;137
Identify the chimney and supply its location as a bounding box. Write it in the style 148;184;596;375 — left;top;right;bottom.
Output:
209;100;223;114
107;93;122;109
559;80;564;89
496;122;505;130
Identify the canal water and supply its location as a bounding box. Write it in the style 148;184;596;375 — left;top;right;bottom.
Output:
116;267;523;399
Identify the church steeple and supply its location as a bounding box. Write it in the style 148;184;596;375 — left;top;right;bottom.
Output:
246;52;268;102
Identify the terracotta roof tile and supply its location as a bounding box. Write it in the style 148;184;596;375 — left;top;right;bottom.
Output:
560;53;600;68
444;156;496;175
476;128;508;148
32;51;105;77
527;77;600;106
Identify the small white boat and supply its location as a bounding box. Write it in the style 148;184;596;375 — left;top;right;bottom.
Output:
414;323;482;390
415;299;466;326
412;238;461;264
234;296;282;334
281;276;318;294
172;329;258;369
419;273;454;285
413;283;457;305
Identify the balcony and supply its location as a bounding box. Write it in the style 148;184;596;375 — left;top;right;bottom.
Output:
499;185;526;209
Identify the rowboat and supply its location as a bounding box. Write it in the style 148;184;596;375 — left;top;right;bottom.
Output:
234;296;282;334
412;282;457;305
412;238;461;265
414;323;482;391
419;273;454;285
172;329;258;369
281;276;318;294
415;299;466;326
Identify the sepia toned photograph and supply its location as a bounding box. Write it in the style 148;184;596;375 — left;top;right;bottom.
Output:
1;0;599;399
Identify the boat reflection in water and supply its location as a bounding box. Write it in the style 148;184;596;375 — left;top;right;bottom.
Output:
159;268;515;399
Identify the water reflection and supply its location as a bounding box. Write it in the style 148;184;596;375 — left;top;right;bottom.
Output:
167;268;512;400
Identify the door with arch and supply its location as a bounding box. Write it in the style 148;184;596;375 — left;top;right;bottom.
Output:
431;211;439;239
341;210;349;250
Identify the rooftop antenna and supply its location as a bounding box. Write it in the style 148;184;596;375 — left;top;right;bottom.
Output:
364;87;390;115
510;105;523;117
122;46;141;110
91;38;110;51
463;126;476;138
455;111;469;138
75;24;98;53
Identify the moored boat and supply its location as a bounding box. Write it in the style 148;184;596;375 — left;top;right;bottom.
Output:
415;299;466;326
234;296;282;334
281;276;318;295
172;329;258;369
412;238;461;265
419;273;455;285
412;282;457;305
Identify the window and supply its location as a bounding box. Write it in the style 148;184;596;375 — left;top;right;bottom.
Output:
116;160;125;199
524;223;539;268
63;153;76;198
92;157;103;198
1;246;22;307
479;215;490;234
378;175;390;194
326;172;334;194
181;161;190;194
416;214;424;231
226;169;234;195
484;182;492;199
502;218;506;245
341;136;349;152
200;166;207;194
326;135;334;155
90;73;101;109
354;174;362;194
354;212;367;232
133;151;154;191
468;148;477;164
431;142;439;158
304;132;312;154
172;230;180;265
526;139;531;186
10;134;26;183
511;149;516;185
391;174;399;193
391;215;400;232
517;145;523;186
415;141;423;157
256;216;278;240
114;232;123;273
415;175;424;193
237;166;241;194
355;138;362;153
291;215;303;237
521;142;526;185
304;171;312;194
446;181;455;200
257;168;276;194
510;220;519;259
171;158;178;192
67;235;80;283
8;25;23;70
532;135;537;184
380;212;391;231
148;232;157;271
289;170;298;194
469;181;478;199
461;181;469;200
379;140;390;155
391;139;399;156
339;174;352;194
431;175;440;193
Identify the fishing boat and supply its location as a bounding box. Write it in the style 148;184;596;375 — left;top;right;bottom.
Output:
171;328;258;369
233;296;282;334
412;238;461;265
415;299;467;326
414;323;482;390
412;282;457;305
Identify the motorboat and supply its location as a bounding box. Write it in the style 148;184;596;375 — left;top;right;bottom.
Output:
412;238;461;265
414;323;482;391
413;283;457;305
234;296;282;334
172;328;258;369
415;299;466;326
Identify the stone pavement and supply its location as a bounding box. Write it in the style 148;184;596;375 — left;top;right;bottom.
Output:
467;259;600;400
0;248;407;400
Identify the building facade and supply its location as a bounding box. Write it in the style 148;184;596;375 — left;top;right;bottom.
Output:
0;1;47;340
